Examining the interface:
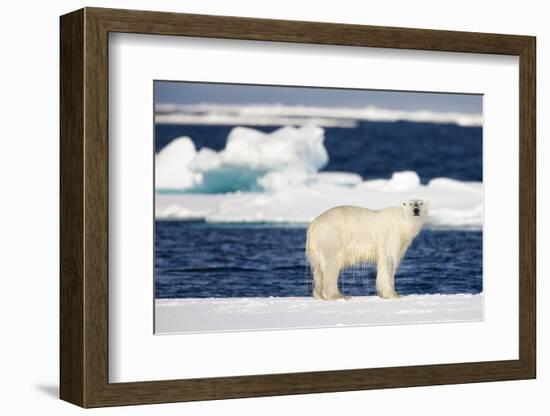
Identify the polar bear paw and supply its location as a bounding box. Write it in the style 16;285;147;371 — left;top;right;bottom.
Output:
379;290;401;299
313;288;324;300
322;292;351;301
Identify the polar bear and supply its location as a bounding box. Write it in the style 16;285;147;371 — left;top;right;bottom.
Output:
306;199;429;300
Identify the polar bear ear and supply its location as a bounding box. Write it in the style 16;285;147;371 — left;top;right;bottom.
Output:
425;200;431;210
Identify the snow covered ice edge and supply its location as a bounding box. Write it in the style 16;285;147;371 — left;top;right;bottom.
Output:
155;293;484;334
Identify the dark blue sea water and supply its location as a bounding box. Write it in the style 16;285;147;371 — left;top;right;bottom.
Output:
155;221;482;298
155;120;482;298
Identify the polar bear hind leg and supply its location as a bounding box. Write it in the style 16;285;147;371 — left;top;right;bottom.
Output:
306;220;351;301
306;243;325;299
319;262;344;300
311;265;324;299
310;256;348;300
307;250;348;300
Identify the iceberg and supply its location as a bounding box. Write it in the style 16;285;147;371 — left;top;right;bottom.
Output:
156;125;328;193
220;125;327;172
155;137;199;190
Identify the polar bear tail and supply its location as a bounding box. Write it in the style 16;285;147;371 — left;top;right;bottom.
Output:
305;227;315;272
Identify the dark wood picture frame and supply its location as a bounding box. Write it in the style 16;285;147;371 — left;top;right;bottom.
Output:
60;7;536;408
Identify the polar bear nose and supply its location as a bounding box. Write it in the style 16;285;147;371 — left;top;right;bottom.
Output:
413;207;420;215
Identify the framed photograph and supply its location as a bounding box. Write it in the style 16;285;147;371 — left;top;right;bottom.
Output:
60;7;536;408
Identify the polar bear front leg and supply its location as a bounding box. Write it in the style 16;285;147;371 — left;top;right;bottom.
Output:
376;256;400;299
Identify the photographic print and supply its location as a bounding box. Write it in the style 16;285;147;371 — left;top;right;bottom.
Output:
154;81;483;334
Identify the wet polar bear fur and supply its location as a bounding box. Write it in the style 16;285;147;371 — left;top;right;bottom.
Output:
306;199;429;300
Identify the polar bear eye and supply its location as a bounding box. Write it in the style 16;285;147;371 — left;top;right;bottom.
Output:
420;202;423;206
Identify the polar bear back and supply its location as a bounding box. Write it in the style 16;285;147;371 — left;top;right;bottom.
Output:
306;205;421;267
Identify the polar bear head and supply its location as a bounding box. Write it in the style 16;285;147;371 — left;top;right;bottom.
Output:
402;199;430;219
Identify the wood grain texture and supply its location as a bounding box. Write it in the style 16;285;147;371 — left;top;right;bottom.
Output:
59;7;537;408
87;7;532;54
518;38;536;376
83;10;110;406
59;8;84;407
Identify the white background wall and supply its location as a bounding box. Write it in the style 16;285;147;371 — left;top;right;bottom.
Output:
0;0;545;414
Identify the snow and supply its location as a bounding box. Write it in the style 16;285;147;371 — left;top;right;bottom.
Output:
357;171;421;192
257;171;363;192
155;294;483;334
